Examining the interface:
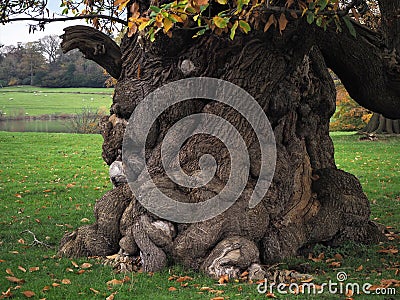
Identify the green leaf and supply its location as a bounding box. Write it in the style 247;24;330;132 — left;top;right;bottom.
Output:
239;20;251;33
150;6;161;13
230;20;238;40
193;28;207;38
306;11;315;24
316;16;323;27
317;0;328;10
213;16;228;29
343;16;357;37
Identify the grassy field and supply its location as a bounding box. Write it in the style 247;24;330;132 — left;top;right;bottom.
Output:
0;86;113;116
0;132;399;299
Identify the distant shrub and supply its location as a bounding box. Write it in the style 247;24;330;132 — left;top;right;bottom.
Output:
330;84;370;131
66;106;106;134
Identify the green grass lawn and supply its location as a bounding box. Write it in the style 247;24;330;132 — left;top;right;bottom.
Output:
0;132;398;299
0;86;113;116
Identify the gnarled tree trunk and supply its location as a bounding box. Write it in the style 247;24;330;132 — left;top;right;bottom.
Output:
363;113;400;134
58;15;393;277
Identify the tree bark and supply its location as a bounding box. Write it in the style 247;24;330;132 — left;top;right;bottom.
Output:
59;21;387;277
362;112;400;134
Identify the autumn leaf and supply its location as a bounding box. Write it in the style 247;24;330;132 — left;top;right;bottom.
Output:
80;263;92;269
168;286;177;291
29;267;39;272
18;266;26;272
176;276;193;282
89;287;99;294
6;276;25;284
114;0;130;11
106;292;117;300
328;261;341;268
197;0;209;6
210;297;224;300
218;274;229;284
61;278;71;284
107;279;124;285
377;247;398;254
163;18;173;33
266;292;277;298
213;16;228;29
6;268;14;276
264;15;277;32
278;13;288;34
42;286;51;292
51;283;60;287
22;290;35;298
356;265;363;271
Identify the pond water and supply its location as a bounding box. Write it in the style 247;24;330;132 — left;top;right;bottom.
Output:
0;118;74;133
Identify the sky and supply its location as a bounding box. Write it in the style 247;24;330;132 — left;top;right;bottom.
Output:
0;1;87;46
0;20;86;46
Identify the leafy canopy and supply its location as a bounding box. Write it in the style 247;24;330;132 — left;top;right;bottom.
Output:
1;1;371;40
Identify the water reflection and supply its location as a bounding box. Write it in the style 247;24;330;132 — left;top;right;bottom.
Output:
0;118;73;133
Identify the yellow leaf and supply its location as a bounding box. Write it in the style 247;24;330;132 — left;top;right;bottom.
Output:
213;16;228;29
216;0;228;4
278;13;288;34
164;18;173;33
114;0;130;11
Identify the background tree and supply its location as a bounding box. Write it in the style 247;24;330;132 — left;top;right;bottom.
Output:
2;0;399;277
39;35;62;64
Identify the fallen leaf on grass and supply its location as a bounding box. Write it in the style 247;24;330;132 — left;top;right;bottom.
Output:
29;267;39;272
89;288;99;294
210;297;224;300
176;276;193;282
168;287;177;291
334;253;343;260
345;289;353;297
106;279;123;285
200;287;211;291
1;287;12;298
356;265;363;271
80;218;90;223
0;260;5;263
328;261;341;268
22;291;35;298
6;276;25;284
42;286;51;292
80;263;92;269
77;270;85;275
106;292;117;300
51;283;60;287
71;261;79;268
18;239;25;245
309;252;325;262
266;292;277;298
5;269;14;276
218;275;229;284
61;278;71;284
18;266;26;273
377;247;398;254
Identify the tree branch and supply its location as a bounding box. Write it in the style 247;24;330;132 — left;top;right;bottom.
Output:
2;14;128;26
61;25;122;79
317;21;400;119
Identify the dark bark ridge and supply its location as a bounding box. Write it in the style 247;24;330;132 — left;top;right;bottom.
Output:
61;25;122;79
58;20;387;278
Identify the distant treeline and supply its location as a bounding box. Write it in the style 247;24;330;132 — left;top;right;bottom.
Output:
0;35;110;88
